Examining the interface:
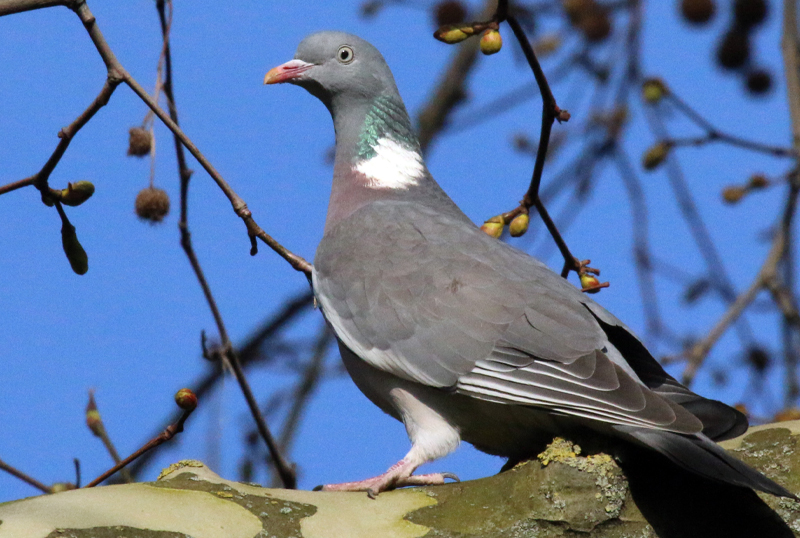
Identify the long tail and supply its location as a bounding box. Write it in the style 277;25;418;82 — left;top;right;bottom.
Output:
617;426;797;499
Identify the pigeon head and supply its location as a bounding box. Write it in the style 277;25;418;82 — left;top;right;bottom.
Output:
266;32;458;231
265;32;396;110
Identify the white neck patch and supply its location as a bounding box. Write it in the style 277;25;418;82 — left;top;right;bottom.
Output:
354;137;424;190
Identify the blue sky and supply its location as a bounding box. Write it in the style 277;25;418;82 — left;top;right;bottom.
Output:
0;1;793;502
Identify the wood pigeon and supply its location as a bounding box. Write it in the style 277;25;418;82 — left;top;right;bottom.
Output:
265;31;795;499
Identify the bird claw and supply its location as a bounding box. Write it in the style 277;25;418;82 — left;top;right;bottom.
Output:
313;470;459;498
441;472;460;483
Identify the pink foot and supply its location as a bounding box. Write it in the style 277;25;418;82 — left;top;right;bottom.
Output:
313;460;459;498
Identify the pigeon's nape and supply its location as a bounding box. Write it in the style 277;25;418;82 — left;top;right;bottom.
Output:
266;31;797;502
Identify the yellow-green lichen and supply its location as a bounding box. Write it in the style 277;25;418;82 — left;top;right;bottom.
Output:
536;438;626;519
157;460;205;481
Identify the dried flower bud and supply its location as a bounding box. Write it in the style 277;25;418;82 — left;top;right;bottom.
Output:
716;29;750;70
508;213;530;237
175;388;198;411
135;187;171;223
60;181;95;207
746;346;770;373
127;127;152;157
748;174;769;189
642;78;668;104
359;0;382;18
722;185;747;204
579;272;601;293
434;0;467;27
533;34;561;56
578;9;611;42
434;25;472;44
746;69;772;95
680;0;715;25
734;0;767;29
562;0;594;24
774;408;800;422
642;141;670;171
480;29;503;55
50;483;77;494
85;391;105;437
61;223;88;275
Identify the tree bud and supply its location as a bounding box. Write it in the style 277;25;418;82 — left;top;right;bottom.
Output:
61;224;88;275
748;174;769;189
642;141;670;170
175;388;198;411
580;272;601;293
480;30;502;55
434;25;472;44
722;185;747;204
60;181;95;207
480;218;504;238
509;213;530;237
642;78;668;104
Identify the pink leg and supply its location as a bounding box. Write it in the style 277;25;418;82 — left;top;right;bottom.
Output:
314;457;459;498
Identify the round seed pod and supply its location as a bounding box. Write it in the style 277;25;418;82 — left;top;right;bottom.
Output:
135;186;171;223
680;0;715;25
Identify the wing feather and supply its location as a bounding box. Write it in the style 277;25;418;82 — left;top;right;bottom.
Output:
314;201;704;434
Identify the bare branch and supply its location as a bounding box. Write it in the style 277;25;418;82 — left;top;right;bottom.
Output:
682;179;800;383
0;176;35;196
125;290;314;480
84;391;197;488
60;1;311;275
0;77;119;200
0;0;69;17
0;457;51;494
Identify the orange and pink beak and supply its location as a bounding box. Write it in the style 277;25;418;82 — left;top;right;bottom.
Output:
264;59;314;85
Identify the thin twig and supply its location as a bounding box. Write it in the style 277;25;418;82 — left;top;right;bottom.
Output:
150;0;296;489
682;180;799;383
125;290;313;480
0;77;119;199
417;0;497;152
668;130;795;158
494;1;584;278
278;324;334;454
86;390;132;483
0;0;69;16
613;147;664;340
224;346;297;488
645;109;754;346
59;1;310;275
0;176;35;196
84;405;195;488
0;457;51;494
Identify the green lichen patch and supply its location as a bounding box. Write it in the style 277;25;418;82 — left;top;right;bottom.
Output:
728;427;800;495
152;472;315;538
406;439;636;536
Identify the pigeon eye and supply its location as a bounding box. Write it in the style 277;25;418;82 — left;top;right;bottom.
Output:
337;46;355;64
